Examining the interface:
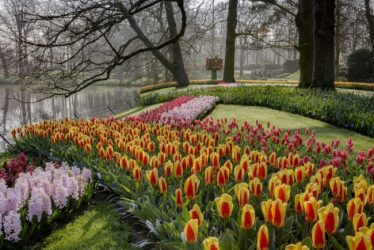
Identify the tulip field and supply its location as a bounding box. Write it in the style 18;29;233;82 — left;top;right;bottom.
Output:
6;95;374;250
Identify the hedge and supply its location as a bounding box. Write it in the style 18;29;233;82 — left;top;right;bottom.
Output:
141;86;374;137
139;79;374;94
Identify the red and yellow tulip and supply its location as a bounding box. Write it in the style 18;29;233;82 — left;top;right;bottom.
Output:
274;184;291;203
271;198;287;228
347;198;364;221
203;237;220;250
346;232;372;250
184;175;199;200
256;225;269;250
318;203;339;234
234;183;249;207
132;165;142;182
359;224;374;247
304;197;322;223
146;168;158;187
215;193;233;219
158;177;167;193
353;213;369;233
367;185;374;205
249;177;263;197
241;204;255;230
184;219;199;244
311;220;326;249
175;188;184;207
189;204;203;226
285;242;310;250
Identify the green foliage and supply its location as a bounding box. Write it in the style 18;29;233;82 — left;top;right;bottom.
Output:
141;86;374;137
0;152;14;169
347;49;374;82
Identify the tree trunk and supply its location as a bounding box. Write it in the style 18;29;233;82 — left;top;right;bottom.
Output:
312;0;335;89
212;0;216;55
164;2;189;87
239;38;245;79
335;0;341;80
2;88;10;132
364;0;374;51
0;46;10;78
223;0;238;82
295;0;314;88
126;2;189;87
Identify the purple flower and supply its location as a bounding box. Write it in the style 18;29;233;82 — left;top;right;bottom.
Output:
27;188;52;222
0;179;6;193
5;188;21;212
0;192;6;214
3;210;22;242
67;178;80;200
51;182;68;209
0;213;2;237
82;168;92;182
14;181;29;204
71;166;81;176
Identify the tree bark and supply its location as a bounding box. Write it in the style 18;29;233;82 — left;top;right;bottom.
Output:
223;0;238;82
295;0;314;88
239;37;245;79
165;1;189;87
364;0;374;51
335;0;341;80
312;0;335;89
0;46;10;78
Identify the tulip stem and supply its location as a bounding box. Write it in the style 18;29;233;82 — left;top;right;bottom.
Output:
277;228;282;250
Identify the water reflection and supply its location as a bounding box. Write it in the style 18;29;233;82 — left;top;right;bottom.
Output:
0;84;139;151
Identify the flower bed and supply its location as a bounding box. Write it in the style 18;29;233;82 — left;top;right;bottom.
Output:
217;82;241;88
0;162;93;247
126;96;195;123
128;96;218;127
10;116;374;249
159;96;219;127
141;86;374;137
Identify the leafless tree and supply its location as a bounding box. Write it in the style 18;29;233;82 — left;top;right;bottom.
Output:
20;0;187;98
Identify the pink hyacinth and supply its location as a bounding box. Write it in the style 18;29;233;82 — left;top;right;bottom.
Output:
27;188;52;222
51;182;69;209
3;210;22;242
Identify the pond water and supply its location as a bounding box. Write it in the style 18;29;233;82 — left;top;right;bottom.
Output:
0;84;140;152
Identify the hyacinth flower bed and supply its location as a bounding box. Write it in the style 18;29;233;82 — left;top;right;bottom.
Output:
0;161;93;248
10;117;374;250
217;83;241;88
127;96;219;128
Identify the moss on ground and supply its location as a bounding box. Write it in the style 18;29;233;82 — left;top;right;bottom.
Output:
208;105;374;152
34;202;137;250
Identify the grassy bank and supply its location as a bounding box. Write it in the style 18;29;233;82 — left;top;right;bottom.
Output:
209;105;374;152
141;86;374;137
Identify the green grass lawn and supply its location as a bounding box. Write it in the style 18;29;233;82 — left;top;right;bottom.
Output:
34;202;136;250
285;70;300;80
115;103;162;119
208;105;374;152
